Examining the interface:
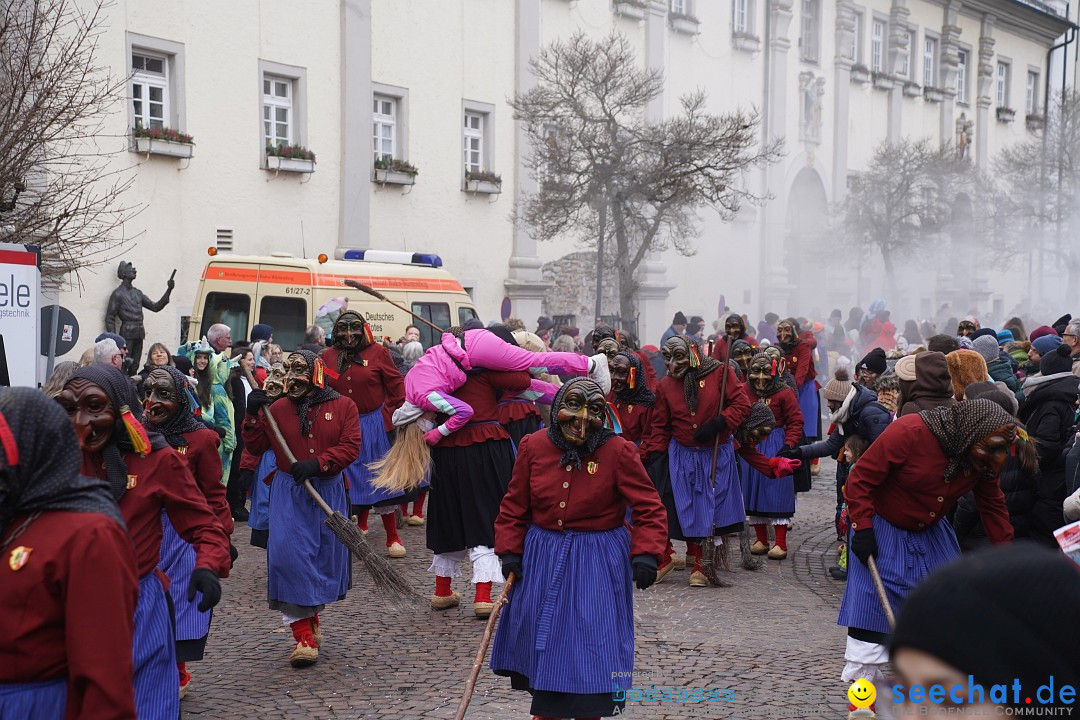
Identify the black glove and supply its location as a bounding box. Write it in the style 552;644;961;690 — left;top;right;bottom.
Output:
632;554;658;590
692;416;727;444
246;389;271;416
501;553;523;582
228;541;238;568
187;568;221;612
290;459;320;484
776;444;802;460
850;528;878;566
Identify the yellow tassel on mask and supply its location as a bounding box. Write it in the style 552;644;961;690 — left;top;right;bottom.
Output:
120;405;151;456
312;359;326;388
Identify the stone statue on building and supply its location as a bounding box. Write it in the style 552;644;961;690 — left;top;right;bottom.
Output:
799;72;825;143
956;113;973;160
104;261;175;374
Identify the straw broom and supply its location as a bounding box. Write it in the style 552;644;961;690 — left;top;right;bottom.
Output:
454;573;516;720
343;279;446;333
241;365;420;604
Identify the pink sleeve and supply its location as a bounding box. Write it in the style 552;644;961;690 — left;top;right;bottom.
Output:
425;391;474;437
465;330;590;376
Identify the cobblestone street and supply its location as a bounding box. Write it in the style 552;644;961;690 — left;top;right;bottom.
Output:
183;459;856;719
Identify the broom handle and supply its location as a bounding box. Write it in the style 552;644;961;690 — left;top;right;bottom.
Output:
241;365;334;518
343;279;445;334
867;556;896;629
708;335;735;489
454;573;516;720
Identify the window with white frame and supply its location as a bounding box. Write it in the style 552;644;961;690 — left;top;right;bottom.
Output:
871;19;886;73
263;75;292;148
1027;70;1039;114
996;61;1010;108
850;10;864;63
801;0;820;63
956;49;968;103
131;52;168;130
373;95;396;162
463;112;484;175
733;0;749;34
923;36;938;88
670;0;687;14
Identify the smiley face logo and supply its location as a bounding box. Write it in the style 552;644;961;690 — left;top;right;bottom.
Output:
848;678;876;708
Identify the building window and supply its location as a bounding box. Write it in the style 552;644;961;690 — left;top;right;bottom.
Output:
263;75;292;148
996;61;1010;108
871;19;886;73
733;0;749;34
1027;70;1040;114
956;49;968;103
801;0;820;63
923;36;938;88
131;52;168;129
670;0;686;14
850;11;864;63
373;95;396;162
463;112;484;175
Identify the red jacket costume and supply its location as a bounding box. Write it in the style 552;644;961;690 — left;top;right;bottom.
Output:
436;371;532;448
179;427;233;535
242;395;361;477
496;433;668;562
640;365;753;458
81;448;231;579
845;414;1013;543
322;344;405;431
496;397;542;426
746;385;804;448
782;340;816;387
609;394;652;445
710;335;758;362
0;511;138;720
635;351;659;390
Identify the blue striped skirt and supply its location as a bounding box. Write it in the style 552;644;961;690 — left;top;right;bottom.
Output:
490;525;634;695
249;449;274;536
345;407;401;506
267;471;351;608
797;381;821;439
133;573;179;720
838;515;960;634
159;511;211;645
668;439;744;537
739;427;795;518
0;678;65;719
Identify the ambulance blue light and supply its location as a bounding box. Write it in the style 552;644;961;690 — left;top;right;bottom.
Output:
411;253;443;267
340;249;443;267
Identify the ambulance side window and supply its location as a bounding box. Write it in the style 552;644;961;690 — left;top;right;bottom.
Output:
200;293;250;343
458;306;478;327
411;302;451;348
259;296;306;352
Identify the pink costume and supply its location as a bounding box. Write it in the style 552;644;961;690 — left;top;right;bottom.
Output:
399;330;595;444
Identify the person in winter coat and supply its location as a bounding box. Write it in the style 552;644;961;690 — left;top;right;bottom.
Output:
866;321;897;353
1017;344;1077;546
895;352;957;417
1023;334;1062;381
855;348;887;388
945;350;988;402
972;335;1018;393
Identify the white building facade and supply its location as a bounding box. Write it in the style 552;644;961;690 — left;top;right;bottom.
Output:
50;0;1073;362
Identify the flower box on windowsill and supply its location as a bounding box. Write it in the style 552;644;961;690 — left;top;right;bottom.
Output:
373;169;416;186
1026;113;1045;131
850;65;870;84
133;136;194;158
465;179;502;194
903;81;922;98
669;12;700;35
731;32;761;52
996;107;1016;123
871;72;893;90
923;86;944;103
613;0;647;20
267;156;315;173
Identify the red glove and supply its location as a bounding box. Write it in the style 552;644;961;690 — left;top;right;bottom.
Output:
769;456;802;477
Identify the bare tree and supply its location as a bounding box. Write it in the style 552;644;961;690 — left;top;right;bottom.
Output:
512;31;782;326
0;0;139;284
838;138;968;300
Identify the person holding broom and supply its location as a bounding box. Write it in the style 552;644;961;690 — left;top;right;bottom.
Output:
241;349;360;668
490;377;668;719
836;399;1025;718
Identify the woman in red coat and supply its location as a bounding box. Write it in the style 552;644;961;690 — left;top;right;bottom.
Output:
490;377;668;719
0;387;139;720
776;318;820;441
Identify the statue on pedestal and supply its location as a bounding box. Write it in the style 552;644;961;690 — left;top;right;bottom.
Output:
104;261;175;374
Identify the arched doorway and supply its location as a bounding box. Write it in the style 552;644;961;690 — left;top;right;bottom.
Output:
783;167;829;313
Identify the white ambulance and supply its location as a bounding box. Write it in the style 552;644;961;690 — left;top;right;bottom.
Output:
189;249;479;350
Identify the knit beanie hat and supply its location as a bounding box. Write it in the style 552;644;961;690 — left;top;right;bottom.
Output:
891;544;1080;708
996;329;1015;345
1029;325;1057;342
857;347;887;376
971;327;997;341
823;368;853;402
672;311;688;325
1031;334;1062;356
894;354;917;382
1040;343;1074;376
945;349;988;401
971;335;1000;364
250;323;274;344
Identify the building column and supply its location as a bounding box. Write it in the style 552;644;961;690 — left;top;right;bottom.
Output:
338;0;372;253
633;0;672;344
938;1;962;148
833;2;857;202
760;0;795;315
975;15;996;170
886;0;911;143
505;0;551;326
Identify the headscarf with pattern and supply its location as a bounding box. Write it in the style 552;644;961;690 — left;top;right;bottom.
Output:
736;401;777;447
613;351;655;408
919;399;1017;482
547;378;615;470
777;317;801;354
668;335;722;414
143;365;205;448
290;349;342;435
747;353;786;397
0;387;124;542
330;310;374;374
